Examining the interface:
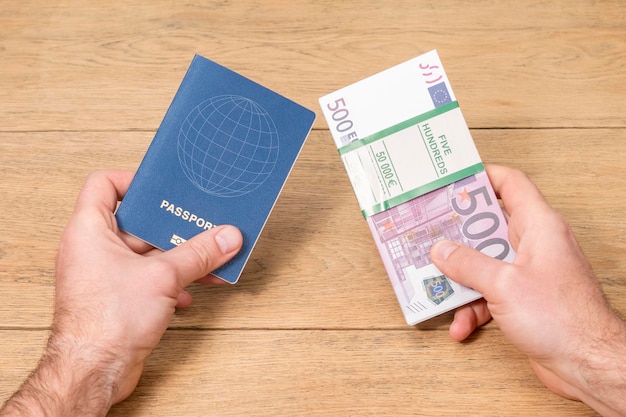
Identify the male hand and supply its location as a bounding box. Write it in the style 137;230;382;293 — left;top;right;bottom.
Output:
1;170;242;416
430;165;625;417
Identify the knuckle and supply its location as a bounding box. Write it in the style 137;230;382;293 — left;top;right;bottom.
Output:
146;258;181;293
190;248;211;274
183;240;216;276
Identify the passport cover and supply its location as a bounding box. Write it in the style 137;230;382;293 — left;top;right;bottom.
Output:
319;50;515;324
116;55;316;283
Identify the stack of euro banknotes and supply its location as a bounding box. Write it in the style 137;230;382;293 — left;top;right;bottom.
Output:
319;50;515;325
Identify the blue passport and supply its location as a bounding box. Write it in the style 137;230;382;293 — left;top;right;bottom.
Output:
115;55;316;283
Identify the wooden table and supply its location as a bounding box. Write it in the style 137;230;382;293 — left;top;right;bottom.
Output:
1;1;624;416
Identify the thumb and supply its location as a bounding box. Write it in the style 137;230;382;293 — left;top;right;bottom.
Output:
430;240;507;300
161;225;243;286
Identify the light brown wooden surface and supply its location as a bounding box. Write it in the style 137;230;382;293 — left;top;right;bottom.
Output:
1;1;624;416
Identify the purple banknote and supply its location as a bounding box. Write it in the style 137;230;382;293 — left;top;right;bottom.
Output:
367;169;515;324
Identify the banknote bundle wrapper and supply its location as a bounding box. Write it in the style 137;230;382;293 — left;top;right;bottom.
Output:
319;50;515;325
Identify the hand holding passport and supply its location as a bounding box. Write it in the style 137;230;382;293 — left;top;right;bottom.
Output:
115;55;315;284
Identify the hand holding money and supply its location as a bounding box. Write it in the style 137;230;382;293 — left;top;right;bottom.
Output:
431;164;626;417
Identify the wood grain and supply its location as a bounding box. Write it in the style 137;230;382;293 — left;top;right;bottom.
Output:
1;1;625;132
1;1;623;416
0;330;597;417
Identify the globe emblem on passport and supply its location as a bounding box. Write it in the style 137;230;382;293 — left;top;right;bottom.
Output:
177;95;279;197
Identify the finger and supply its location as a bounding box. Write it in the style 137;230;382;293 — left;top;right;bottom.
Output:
194;275;229;285
74;170;135;214
118;231;157;254
160;225;243;287
430;240;511;300
176;290;193;308
485;164;551;222
449;299;492;341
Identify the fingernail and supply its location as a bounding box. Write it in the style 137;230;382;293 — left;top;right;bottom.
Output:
432;240;459;261
215;226;241;254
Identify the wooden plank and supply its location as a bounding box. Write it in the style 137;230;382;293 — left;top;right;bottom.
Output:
0;1;625;131
0;2;623;416
0;329;599;417
1;129;624;329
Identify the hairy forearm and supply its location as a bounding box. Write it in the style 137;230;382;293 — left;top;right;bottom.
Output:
0;336;119;417
575;312;626;417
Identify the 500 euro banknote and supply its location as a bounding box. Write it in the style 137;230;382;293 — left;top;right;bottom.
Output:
367;169;514;324
319;50;515;324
